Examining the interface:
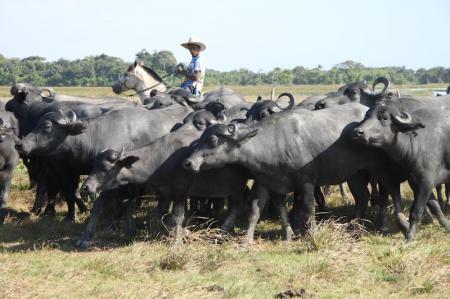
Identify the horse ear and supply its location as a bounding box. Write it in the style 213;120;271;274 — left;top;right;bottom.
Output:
133;60;138;68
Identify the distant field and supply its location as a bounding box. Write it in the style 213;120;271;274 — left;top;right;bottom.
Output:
0;83;447;102
0;84;449;298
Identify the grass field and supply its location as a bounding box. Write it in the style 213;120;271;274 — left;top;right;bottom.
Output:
0;85;449;298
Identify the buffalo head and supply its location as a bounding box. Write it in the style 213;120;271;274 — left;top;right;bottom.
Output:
315;77;390;109
16;110;86;156
183;123;258;172
81;148;139;195
244;93;296;123
352;100;425;147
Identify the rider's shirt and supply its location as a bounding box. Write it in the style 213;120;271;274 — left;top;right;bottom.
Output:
184;55;206;93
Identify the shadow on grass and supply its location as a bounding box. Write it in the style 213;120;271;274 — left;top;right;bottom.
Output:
0;203;170;253
1;197;448;253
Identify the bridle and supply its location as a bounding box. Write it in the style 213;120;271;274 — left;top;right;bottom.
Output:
118;71;177;97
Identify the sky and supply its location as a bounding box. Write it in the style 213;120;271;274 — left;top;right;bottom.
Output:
1;0;449;71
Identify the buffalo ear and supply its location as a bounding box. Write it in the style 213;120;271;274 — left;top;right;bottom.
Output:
391;112;425;134
233;127;258;144
67;121;87;135
256;96;262;101
117;156;139;169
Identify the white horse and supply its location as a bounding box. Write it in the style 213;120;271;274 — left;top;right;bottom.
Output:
112;60;168;104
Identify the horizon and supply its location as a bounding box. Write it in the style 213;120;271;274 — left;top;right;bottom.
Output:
1;0;449;72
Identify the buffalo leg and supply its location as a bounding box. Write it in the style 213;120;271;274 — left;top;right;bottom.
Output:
221;196;241;233
246;183;269;243
296;182;316;233
271;193;294;241
369;178;380;206
314;186;327;212
406;181;433;242
0;180;11;225
426;194;450;231
347;171;370;220
75;188;87;214
377;184;389;234
76;192;109;249
172;197;186;244
124;198;137;237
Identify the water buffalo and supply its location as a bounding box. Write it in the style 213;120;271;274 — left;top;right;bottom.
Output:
352;99;450;242
16;105;192;221
81;129;252;246
243;93;295;122
6;82;137;216
183;104;404;237
0;127;20;224
314;77;391;109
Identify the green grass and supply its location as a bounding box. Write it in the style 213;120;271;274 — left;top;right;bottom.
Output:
0;87;449;298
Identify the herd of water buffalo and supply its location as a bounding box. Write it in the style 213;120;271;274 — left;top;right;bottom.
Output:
1;61;450;248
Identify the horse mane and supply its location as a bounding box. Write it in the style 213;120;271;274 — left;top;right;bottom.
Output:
140;65;163;82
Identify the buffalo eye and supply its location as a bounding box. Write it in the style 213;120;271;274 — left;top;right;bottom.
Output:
260;111;269;119
207;135;219;147
44;121;52;132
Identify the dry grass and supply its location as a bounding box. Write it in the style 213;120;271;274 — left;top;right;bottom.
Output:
0;167;449;298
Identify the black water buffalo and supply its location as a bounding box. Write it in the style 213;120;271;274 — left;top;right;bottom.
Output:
191;87;247;111
183;104;405;237
314;77;391;109
81;129;253;246
0;128;20;224
6;83;137;216
0;112;20;225
16;105;192;221
243;93;295;122
352;99;450;242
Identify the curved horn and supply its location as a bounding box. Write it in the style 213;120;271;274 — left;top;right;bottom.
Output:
227;123;237;135
216;113;227;122
276;92;296;110
392;111;412;125
51;110;76;127
39;88;55;101
66;110;77;124
372;77;390;97
118;147;125;158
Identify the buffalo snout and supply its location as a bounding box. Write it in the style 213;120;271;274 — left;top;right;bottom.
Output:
315;101;327;110
80;182;97;197
183;158;200;172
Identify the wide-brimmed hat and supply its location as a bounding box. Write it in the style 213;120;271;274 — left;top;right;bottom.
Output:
181;37;207;52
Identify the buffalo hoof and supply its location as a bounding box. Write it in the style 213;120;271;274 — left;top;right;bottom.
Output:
64;215;76;223
76;239;93;249
44;205;56;217
378;225;389;235
126;224;137;237
31;207;42;216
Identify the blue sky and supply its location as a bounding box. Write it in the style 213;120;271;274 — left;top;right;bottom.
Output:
1;0;449;71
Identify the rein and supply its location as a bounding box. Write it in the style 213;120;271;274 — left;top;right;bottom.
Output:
122;72;177;98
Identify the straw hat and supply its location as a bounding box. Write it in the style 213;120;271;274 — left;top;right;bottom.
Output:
181;37;207;52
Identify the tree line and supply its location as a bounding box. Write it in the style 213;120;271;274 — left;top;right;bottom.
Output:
0;50;449;87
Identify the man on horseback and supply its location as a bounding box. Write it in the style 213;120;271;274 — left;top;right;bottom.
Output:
176;37;206;96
